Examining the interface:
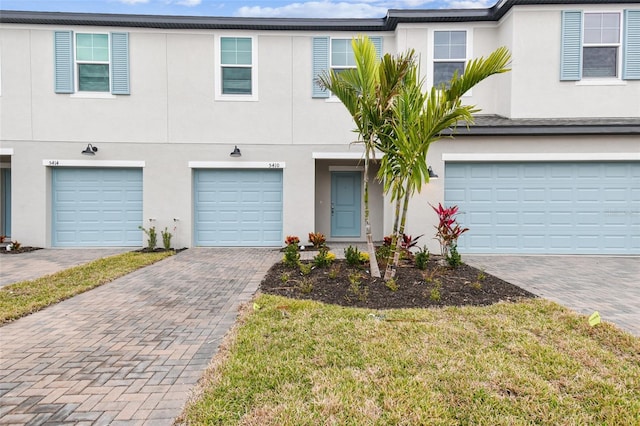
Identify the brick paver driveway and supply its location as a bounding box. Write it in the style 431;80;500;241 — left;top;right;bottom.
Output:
465;255;640;337
0;248;280;425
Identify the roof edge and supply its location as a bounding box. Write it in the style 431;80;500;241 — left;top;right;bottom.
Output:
2;1;640;31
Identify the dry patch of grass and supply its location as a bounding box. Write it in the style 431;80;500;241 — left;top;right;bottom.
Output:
0;251;173;324
180;294;640;425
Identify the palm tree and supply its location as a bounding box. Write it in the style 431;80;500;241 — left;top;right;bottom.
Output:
317;36;415;278
379;47;511;280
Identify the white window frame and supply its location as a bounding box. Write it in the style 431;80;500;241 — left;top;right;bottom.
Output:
74;32;111;94
327;37;357;101
582;11;623;80
428;28;472;95
215;35;258;102
330;38;357;74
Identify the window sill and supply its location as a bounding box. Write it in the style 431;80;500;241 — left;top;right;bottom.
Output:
215;94;259;102
576;79;627;86
70;92;117;99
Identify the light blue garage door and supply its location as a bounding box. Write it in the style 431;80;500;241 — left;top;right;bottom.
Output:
52;168;142;247
445;162;640;254
194;169;283;246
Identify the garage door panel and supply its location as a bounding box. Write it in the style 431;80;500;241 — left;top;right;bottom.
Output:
521;164;543;177
194;169;283;246
445;162;639;254
52;168;142;247
470;188;492;201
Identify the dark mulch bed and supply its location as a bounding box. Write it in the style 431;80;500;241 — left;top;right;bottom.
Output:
260;255;536;310
0;246;43;255
134;247;189;254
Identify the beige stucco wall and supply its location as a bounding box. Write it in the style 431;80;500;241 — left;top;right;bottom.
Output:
508;5;640;118
1;6;639;249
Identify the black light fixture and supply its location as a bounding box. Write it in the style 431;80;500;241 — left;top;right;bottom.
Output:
230;145;241;157
428;166;438;178
82;144;98;155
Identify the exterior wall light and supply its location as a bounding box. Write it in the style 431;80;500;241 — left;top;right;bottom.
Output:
81;144;98;155
428;166;438;178
230;146;241;157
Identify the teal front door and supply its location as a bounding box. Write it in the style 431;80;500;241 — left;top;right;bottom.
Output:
1;169;10;238
331;171;361;237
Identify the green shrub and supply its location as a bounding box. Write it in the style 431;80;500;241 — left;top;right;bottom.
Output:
282;244;300;268
344;245;362;267
415;246;429;270
139;226;157;250
313;248;335;268
446;245;462;268
385;278;398;292
299;262;312;275
161;227;172;250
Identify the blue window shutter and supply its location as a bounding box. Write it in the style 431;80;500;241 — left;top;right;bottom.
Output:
312;36;330;98
111;32;130;95
623;10;640;80
370;36;383;59
560;10;583;81
54;31;74;93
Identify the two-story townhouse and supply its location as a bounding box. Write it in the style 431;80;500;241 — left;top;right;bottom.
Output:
0;0;638;254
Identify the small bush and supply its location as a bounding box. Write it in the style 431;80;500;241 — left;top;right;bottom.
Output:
280;272;290;283
376;244;392;262
161;227;172;250
139;226;157;250
282;244;300;268
298;278;313;294
415;246;429;270
429;279;442;302
284;235;300;246
308;232;327;249
344;245;362;267
347;272;368;302
313;248;335;268
385;278;398;292
359;251;369;263
299;262;312;275
328;265;340;279
446;245;463;268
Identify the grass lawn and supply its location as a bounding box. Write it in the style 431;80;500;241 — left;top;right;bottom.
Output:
180;294;640;425
0;251;173;324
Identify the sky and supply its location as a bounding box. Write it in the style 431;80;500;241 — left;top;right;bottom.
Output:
0;0;496;19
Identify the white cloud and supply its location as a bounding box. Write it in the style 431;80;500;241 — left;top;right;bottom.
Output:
160;0;202;6
233;0;494;19
446;0;492;8
117;0;150;5
235;1;389;18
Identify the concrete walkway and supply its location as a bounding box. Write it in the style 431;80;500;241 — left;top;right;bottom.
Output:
0;248;131;287
0;248;280;425
465;255;640;337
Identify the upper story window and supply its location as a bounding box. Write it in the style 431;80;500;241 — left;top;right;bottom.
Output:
433;30;467;87
215;36;257;101
220;37;252;95
76;33;110;92
311;36;382;99
331;39;356;74
583;13;621;78
560;9;640;82
54;31;130;95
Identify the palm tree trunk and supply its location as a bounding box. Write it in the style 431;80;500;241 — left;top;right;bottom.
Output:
386;186;411;280
383;179;402;281
363;148;381;278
